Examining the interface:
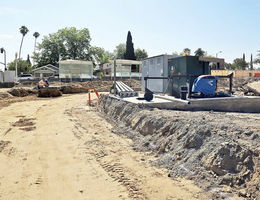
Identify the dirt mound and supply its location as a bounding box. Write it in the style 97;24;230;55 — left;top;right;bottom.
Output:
8;88;30;97
60;85;88;94
246;81;260;96
98;95;260;199
38;88;62;97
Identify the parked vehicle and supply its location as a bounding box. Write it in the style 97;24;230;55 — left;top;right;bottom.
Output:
17;74;34;81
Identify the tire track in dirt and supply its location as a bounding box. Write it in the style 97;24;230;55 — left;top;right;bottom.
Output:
69;104;207;200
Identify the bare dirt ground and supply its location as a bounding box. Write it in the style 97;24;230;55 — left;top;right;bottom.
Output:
0;93;208;200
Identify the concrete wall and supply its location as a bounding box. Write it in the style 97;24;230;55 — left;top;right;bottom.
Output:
4;71;15;82
212;70;260;78
0;71;3;82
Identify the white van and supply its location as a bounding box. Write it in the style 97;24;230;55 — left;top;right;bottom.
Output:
18;74;34;81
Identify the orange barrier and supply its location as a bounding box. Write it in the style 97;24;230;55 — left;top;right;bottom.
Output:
88;88;100;105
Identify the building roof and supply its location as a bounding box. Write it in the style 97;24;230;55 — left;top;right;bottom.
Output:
32;64;59;72
199;57;225;63
59;60;93;65
142;54;174;60
108;59;142;65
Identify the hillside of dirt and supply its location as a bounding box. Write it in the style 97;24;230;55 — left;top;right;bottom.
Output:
98;95;260;199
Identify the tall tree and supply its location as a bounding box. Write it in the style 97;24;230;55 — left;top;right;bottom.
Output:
32;27;92;66
254;50;260;64
33;32;40;54
250;54;253;70
124;31;136;60
18;26;29;60
232;58;248;70
114;43;126;59
26;54;31;66
135;48;148;61
243;53;245;62
194;48;206;57
8;59;32;75
183;48;191;55
89;46;113;64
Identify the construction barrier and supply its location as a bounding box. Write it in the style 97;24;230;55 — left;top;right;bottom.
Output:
88;88;100;105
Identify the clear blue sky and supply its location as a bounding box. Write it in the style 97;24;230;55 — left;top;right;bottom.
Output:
1;0;260;70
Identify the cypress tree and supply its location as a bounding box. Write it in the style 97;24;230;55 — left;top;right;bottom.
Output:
124;31;136;60
243;53;245;62
250;54;253;70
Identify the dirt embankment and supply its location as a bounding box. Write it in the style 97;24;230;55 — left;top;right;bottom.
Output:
0;79;141;98
98;95;260;199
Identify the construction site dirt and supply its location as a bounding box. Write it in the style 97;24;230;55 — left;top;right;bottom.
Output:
0;79;259;200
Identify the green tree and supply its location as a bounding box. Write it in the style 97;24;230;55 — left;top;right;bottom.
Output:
194;48;206;57
18;26;29;60
8;59;33;75
124;31;136;60
26;54;31;66
114;43;126;59
250;54;253;70
89;46;113;64
232;58;248;70
135;48;148;61
224;62;233;69
254;50;260;64
183;48;191;55
33;27;92;66
172;51;182;57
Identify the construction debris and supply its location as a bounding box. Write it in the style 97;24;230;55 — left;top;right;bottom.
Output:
246;81;260;96
112;81;138;98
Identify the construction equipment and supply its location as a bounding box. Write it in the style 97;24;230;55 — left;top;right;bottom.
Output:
192;75;218;96
111;81;138;98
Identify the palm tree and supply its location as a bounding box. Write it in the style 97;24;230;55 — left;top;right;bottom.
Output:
33;32;40;66
33;32;40;53
18;26;29;60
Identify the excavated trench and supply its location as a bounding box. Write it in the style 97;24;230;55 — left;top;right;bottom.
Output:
98;95;260;199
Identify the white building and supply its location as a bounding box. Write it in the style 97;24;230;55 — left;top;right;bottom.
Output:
59;60;93;80
32;64;59;78
103;59;142;78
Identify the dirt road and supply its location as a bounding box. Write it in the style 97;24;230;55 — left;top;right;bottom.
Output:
0;94;207;200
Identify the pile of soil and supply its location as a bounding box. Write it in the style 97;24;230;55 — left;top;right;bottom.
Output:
38;88;62;97
7;88;38;97
60;85;88;94
246;81;260;96
98;95;260;199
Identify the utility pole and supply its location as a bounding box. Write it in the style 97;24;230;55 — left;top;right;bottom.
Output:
0;47;6;70
113;51;116;96
15;52;18;80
